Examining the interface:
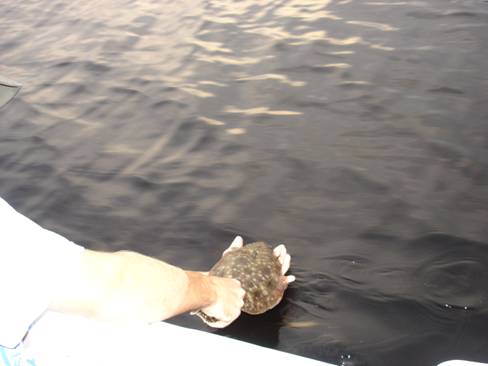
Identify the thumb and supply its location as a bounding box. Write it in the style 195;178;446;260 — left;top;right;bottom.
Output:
223;236;244;256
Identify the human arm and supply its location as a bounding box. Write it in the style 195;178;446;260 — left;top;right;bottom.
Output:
0;197;244;348
48;248;245;325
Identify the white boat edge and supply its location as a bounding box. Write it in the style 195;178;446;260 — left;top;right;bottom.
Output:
24;311;488;366
25;311;334;366
438;362;488;366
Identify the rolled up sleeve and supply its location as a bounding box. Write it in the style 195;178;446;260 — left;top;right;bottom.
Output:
0;197;84;348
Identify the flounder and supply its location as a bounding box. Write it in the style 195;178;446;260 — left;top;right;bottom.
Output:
196;241;288;323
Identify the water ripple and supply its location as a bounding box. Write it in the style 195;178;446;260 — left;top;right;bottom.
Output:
1;0;488;365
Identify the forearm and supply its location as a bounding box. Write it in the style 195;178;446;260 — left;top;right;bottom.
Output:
49;249;216;323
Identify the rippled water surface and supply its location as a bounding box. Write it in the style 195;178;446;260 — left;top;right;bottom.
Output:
1;1;488;365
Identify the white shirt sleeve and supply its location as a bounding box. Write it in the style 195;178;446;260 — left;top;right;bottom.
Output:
0;197;85;348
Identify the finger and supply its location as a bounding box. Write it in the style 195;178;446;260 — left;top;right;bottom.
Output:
273;244;285;257
230;235;244;248
286;275;296;284
206;320;231;328
204;311;240;328
223;236;244;256
273;244;286;262
282;253;291;275
279;247;288;266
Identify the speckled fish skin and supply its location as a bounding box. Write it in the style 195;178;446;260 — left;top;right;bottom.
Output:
209;241;282;315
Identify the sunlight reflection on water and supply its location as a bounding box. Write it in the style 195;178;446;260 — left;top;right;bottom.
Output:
1;0;488;365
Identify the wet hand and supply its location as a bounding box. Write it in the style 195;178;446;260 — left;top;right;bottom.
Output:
196;236;295;327
199;275;245;328
272;242;296;285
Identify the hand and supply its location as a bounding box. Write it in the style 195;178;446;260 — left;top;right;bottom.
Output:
195;236;296;327
198;275;245;328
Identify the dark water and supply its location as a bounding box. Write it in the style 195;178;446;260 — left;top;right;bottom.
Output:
1;0;488;365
